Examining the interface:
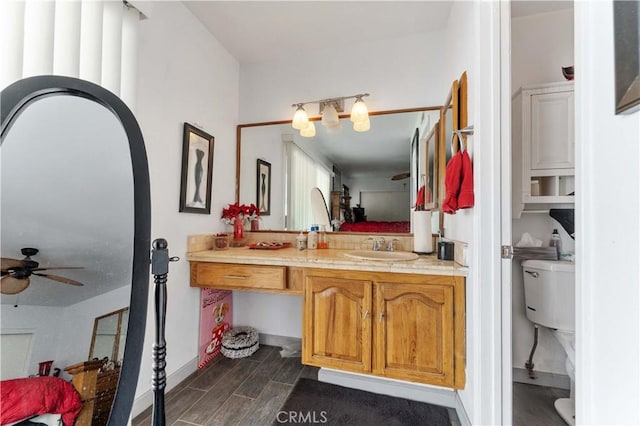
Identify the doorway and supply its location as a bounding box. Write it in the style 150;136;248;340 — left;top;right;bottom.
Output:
503;1;576;425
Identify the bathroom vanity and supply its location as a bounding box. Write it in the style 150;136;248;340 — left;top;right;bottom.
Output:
187;233;467;390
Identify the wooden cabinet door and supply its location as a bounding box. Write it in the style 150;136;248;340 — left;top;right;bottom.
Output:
303;272;372;373
374;281;455;387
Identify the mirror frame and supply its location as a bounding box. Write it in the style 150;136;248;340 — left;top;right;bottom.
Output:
89;307;129;362
1;75;151;425
423;120;439;211
437;72;468;235
438;79;459;234
235;107;442;230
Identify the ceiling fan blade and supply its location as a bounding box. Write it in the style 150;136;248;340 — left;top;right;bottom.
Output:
32;273;84;286
0;275;30;294
31;267;84;272
391;172;410;181
1;257;26;271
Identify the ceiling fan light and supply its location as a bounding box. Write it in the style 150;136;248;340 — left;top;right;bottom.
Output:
350;97;369;123
321;103;340;128
300;121;316;137
353;117;370;132
292;105;309;130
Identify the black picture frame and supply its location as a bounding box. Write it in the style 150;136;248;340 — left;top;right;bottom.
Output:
410;128;419;206
256;159;271;216
614;0;640;114
179;123;215;214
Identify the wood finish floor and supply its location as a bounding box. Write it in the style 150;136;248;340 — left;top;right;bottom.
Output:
513;382;570;426
132;344;460;426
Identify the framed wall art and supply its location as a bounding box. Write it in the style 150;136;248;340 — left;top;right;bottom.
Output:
256;159;271;216
179;123;215;214
614;0;640;114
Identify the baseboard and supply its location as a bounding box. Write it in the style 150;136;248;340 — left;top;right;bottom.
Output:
318;368;458;409
512;367;570;389
259;333;301;350
130;356;198;419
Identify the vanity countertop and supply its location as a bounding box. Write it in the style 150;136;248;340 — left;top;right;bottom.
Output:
187;247;467;276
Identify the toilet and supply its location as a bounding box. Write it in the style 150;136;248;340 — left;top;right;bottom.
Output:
521;259;575;426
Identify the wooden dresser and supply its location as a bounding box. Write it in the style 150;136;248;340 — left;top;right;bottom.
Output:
64;361;120;426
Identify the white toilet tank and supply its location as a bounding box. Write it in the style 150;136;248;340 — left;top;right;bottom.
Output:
522;260;575;331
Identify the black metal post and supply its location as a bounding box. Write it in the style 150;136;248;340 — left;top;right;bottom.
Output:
151;238;176;426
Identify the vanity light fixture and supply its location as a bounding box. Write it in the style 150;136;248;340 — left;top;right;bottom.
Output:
300;121;316;137
291;93;370;137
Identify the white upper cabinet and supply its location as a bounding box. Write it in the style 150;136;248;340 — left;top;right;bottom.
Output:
513;81;575;218
527;87;575;170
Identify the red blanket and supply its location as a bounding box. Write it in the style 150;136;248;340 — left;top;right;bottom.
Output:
340;221;410;233
0;377;82;426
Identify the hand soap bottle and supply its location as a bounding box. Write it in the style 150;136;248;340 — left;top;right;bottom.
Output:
307;225;318;250
550;229;561;260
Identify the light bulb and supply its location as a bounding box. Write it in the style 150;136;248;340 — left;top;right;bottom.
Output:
353;117;370;132
292;105;309;130
322;103;340;128
350;97;369;123
300;121;316;137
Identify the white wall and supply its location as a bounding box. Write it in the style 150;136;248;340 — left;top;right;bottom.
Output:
239;32;448;123
133;0;239;406
440;1;480;422
234;31;448;339
575;1;640;424
511;8;574;375
56;285;131;379
1;305;65;378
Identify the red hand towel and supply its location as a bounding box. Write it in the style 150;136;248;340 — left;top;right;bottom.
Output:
458;150;474;209
442;151;463;214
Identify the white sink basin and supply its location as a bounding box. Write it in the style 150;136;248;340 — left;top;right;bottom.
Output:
344;250;419;262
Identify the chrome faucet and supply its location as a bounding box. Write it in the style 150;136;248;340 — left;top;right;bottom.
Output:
367;237;400;252
367;237;387;251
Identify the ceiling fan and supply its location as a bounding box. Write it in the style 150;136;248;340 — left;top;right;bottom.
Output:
391;172;410;181
0;248;84;295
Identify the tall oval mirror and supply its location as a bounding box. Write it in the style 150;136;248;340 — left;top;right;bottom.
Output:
1;76;150;425
237;108;441;234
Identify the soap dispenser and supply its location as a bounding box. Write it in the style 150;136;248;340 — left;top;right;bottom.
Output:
550;229;561;260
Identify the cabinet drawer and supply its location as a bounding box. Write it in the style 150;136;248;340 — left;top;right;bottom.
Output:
192;263;286;290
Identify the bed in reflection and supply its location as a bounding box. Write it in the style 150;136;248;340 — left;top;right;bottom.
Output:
339;220;410;233
337;191;411;233
0;376;82;426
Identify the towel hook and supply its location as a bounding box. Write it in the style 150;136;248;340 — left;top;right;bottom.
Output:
451;125;474;152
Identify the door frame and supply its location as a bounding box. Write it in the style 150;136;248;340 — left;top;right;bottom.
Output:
499;1;513;423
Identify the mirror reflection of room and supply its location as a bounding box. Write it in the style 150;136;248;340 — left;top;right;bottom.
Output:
239;109;441;234
1;92;136;426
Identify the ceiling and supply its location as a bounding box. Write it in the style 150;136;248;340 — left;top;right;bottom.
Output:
182;1;454;65
1;95;134;307
183;1;573;66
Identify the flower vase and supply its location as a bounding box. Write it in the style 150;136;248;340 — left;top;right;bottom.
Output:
251;218;260;231
233;217;244;241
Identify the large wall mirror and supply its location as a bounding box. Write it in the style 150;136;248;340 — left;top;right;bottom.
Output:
89;308;129;363
236;108;441;234
1;76;151;425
